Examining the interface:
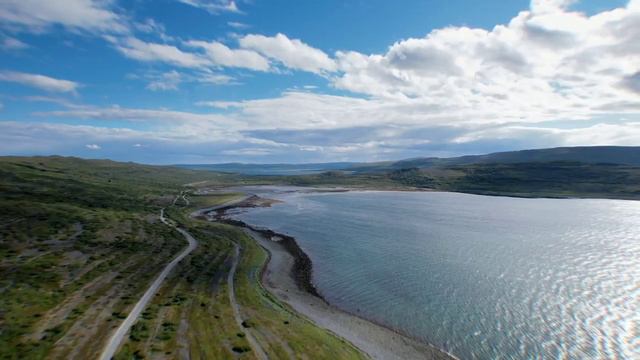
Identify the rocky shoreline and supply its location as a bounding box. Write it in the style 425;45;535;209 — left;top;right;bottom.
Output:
220;217;322;299
203;194;456;360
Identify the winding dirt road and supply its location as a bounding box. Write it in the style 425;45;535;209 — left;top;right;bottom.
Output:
227;244;269;360
99;208;197;360
99;195;266;360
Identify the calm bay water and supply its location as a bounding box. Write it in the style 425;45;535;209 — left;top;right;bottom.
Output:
232;189;640;359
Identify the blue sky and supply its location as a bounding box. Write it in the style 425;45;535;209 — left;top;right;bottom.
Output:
0;0;638;164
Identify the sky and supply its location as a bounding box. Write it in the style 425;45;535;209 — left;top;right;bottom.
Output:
0;0;638;164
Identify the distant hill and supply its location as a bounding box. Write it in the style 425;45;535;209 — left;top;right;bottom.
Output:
178;162;358;175
0;155;231;188
350;146;640;173
179;147;640;175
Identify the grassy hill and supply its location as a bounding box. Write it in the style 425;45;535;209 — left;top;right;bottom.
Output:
385;162;640;200
178;161;357;175
349;146;640;173
0;156;365;360
267;161;640;200
0;156;220;358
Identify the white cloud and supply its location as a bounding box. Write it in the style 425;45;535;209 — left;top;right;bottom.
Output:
4;1;640;162
36;105;236;129
108;34;335;75
331;1;640;127
452;122;640;148
85;143;101;150
135;69;234;90
135;18;164;34
530;0;577;14
1;36;28;50
146;70;182;91
186;40;270;71
239;33;337;74
228;21;249;29
221;148;273;156
0;0;127;33
177;0;239;14
134;18;174;42
196;100;243;108
197;72;235;85
0;71;79;93
562;122;640;146
23;95;82;108
111;37;210;68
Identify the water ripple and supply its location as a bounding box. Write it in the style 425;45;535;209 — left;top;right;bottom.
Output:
236;191;640;359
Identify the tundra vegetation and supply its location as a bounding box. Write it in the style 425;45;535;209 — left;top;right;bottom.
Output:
0;156;363;359
2;153;638;359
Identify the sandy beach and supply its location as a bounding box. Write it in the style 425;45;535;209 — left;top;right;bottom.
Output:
242;226;456;360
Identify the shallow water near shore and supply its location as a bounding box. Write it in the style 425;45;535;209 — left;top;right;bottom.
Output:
231;189;640;359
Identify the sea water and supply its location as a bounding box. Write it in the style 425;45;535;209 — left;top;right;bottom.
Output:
232;189;640;359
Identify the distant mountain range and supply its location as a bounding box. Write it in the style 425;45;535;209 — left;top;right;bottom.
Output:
178;162;357;175
179;146;640;175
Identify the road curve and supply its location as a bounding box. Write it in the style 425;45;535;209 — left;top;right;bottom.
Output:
227;244;269;360
188;193;268;358
98;208;197;360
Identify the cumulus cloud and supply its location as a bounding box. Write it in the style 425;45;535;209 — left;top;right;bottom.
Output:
4;1;640;162
108;33;336;75
0;121;271;163
0;71;79;93
331;1;640;127
530;0;577;14
0;0;127;33
85;143;101;150
186;40;270;71
111;37;210;68
239;33;337;74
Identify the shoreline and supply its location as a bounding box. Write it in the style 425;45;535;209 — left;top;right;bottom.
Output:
205;196;457;360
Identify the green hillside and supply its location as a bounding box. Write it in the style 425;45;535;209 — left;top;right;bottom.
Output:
0;156;365;359
350;146;640;173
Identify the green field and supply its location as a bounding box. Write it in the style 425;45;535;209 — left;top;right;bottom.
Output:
0;156;201;359
0;156;365;359
115;192;364;359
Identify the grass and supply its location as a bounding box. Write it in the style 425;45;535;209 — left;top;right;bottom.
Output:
187;193;244;209
248;161;640;200
4;154;635;359
231;224;365;359
115;191;366;359
0;156;225;359
387;161;640;199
